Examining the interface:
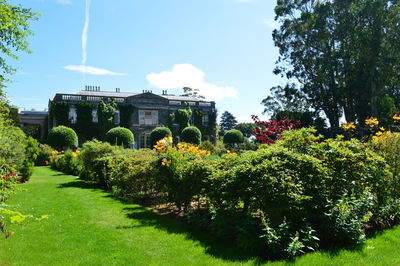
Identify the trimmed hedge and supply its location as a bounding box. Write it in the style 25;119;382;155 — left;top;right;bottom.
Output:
150;127;172;147
181;126;202;145
47;126;78;150
49;128;400;260
223;129;244;144
105;127;134;147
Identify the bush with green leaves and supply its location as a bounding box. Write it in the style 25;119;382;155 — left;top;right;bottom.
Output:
155;146;214;210
50;150;80;176
19;137;40;182
77;140;115;184
180;126;202;145
199;140;216;154
105;127;134;147
223;129;244;145
35;144;53;166
47;126;78;150
150;127;172;148
104;149;159;198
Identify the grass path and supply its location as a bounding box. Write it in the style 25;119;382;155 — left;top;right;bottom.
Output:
1;167;400;265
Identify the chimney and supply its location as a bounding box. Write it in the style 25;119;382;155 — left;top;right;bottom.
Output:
116;88;120;93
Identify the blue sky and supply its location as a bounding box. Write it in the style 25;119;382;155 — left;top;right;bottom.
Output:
7;0;282;122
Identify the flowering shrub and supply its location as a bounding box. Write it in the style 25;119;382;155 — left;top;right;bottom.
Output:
251;115;301;144
47;125;400;259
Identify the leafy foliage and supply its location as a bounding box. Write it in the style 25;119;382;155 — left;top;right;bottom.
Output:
235;122;256;138
75;102;95;143
219;111;237;136
223;129;244;145
98;101;117;140
181;126;202;145
50;101;70;127
105;127;134;147
35;144;52;166
252;115;301;144
175;108;192;134
150;127;172;148
118;104;134;128
272;0;400;128
0;0;39;88
47;126;78;150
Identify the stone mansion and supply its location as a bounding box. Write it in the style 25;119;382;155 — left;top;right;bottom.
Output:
25;86;216;148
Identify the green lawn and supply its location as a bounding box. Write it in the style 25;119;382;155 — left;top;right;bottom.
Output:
1;167;400;265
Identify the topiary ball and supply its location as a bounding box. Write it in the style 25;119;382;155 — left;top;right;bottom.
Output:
47;126;78;150
223;129;244;144
105;127;134;147
181;126;202;145
150;127;172;148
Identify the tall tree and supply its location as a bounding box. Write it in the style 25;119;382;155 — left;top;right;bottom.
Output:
0;0;38;89
272;0;400;128
235;122;256;138
181;87;206;99
219;111;237;136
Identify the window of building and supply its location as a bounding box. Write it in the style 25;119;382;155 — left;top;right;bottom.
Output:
169;101;181;105
69;106;77;124
187;102;196;106
114;110;120;125
139;110;158;125
202;114;209;125
139;132;151;149
92;110;98;123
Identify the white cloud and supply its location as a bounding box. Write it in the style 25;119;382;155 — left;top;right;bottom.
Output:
82;0;91;65
146;64;239;101
264;19;279;29
56;0;71;4
64;65;126;76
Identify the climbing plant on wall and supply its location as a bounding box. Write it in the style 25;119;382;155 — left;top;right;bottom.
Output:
175;108;192;134
51;101;70;127
166;112;175;136
118;104;134;128
75;102;95;143
193;109;206;137
98;100;117;140
208;110;217;143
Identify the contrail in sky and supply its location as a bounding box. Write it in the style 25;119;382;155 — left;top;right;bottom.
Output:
82;0;91;65
64;0;126;76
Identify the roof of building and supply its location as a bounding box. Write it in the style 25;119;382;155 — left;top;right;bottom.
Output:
75;90;211;102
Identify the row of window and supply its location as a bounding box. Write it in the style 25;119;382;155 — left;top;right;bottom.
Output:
68;107;209;126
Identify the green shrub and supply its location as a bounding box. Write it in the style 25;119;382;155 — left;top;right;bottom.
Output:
223;129;244;144
199;140;216;154
19;137;40;182
50;150;80;176
77;140;115;184
35;144;53;166
105;127;134;147
47;126;78;150
150;127;172;148
105;149;159;198
181;126;202;145
156;145;214;210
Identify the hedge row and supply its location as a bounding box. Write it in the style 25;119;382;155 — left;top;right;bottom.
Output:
50;128;400;259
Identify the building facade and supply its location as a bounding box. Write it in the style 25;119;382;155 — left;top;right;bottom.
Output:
49;86;217;148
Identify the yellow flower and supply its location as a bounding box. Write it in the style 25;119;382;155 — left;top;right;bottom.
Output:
342;122;356;131
379;127;385;131
393;114;400;121
161;158;168;166
375;131;383;137
365;117;379;127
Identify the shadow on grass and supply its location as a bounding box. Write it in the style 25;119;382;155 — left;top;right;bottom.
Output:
56;178;260;263
56;176;379;264
120;205;261;263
